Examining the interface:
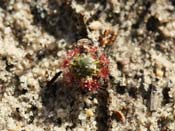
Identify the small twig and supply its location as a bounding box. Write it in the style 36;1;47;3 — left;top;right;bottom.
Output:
46;71;62;88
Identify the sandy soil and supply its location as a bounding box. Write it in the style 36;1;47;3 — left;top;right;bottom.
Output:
0;0;175;131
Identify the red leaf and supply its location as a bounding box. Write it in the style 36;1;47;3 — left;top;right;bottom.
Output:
67;48;80;58
63;59;70;67
89;46;97;54
63;72;75;85
99;67;109;79
99;54;110;65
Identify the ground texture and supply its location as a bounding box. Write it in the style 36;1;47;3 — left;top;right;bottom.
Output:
0;0;175;131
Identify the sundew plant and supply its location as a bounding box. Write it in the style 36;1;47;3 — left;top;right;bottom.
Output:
62;42;110;91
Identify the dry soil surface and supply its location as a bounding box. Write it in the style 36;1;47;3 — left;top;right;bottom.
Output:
0;0;175;131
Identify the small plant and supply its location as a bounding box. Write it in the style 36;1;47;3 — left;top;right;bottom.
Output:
62;41;110;91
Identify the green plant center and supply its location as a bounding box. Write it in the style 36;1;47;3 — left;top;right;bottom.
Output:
71;54;98;78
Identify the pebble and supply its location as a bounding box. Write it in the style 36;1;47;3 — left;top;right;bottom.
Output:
118;59;130;73
84;97;92;106
85;109;94;118
93;98;98;104
155;61;164;77
78;112;86;120
159;21;175;38
155;68;164;77
89;21;102;30
112;110;125;123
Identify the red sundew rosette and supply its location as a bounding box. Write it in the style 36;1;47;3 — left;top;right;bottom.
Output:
62;44;110;91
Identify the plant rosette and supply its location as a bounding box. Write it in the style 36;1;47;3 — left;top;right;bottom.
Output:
62;41;110;91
